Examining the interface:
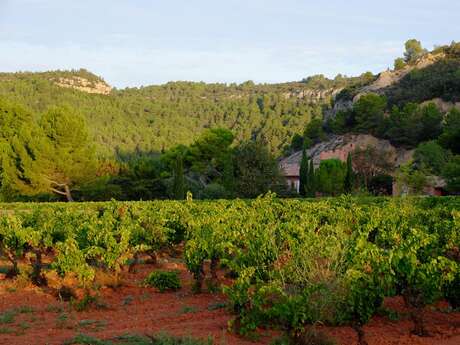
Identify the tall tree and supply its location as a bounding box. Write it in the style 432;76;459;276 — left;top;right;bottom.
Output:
303;118;326;148
233;140;284;198
172;154;185;200
316;159;347;196
394;57;406;70
344;153;354;193
352;146;395;189
404;39;426;63
299;147;309;196
39;106;97;201
0;99;47;200
439;108;460;154
353;93;387;135
307;159;316;197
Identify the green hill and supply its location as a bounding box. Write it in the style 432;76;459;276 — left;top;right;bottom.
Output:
0;69;373;157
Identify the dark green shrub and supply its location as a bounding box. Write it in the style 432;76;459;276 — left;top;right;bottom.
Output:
144;270;181;292
445;271;460;309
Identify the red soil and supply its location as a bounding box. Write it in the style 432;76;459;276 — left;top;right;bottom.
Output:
0;259;459;345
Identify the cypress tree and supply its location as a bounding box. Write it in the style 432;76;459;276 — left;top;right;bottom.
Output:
345;153;354;193
307;159;315;197
299;147;309;196
222;154;235;196
172;154;185;200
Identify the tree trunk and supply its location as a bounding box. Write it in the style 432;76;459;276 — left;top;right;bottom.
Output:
192;264;205;294
410;308;427;336
353;324;368;345
64;185;73;202
210;257;219;281
6;253;19;278
31;249;47;286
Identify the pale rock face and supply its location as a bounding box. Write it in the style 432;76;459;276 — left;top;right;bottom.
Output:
282;88;342;101
53;77;112;95
279;134;413;178
421;98;460;113
327;52;446;119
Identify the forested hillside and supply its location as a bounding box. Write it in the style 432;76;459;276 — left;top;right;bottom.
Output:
0;70;371;157
0;40;459;201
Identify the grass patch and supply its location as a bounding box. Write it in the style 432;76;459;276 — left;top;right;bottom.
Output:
63;333;111;345
207;302;226;311
46;304;64;313
377;307;401;321
122;295;134;306
180;305;198;314
0;310;17;324
16;305;35;314
0;327;14;334
56;312;73;329
144;270;181;292
77;319;107;332
271;328;337;345
64;332;213;345
72;294;108;312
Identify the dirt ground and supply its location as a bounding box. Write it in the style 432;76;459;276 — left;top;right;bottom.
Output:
0;258;459;345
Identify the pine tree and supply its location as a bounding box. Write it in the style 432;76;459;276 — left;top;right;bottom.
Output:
299;147;309;196
39;106;97;201
172;154;185;200
345;153;354;193
307;159;315;197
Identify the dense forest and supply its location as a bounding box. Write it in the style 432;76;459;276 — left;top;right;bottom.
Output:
0;40;459;201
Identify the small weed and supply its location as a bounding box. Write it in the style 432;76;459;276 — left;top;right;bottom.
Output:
6;287;16;293
377;307;401;321
15;321;30;335
46;304;64;313
77;319;107;332
0;327;14;334
18;321;30;330
63;333;110;345
0;310;17;324
205;280;220;293
180;305;198;314
272;328;337;345
122;295;134;306
207;302;226;311
16;305;34;314
144;270;181;292
72;294;108;312
64;332;213;345
139;291;151;302
56;312;72;329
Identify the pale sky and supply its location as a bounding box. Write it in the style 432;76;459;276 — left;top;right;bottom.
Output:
0;0;459;88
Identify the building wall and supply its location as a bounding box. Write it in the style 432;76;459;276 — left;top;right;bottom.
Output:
319;143;356;162
286;176;300;193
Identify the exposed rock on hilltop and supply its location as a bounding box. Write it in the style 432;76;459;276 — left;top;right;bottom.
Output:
282;88;342;101
327;52;447;120
53;76;112;95
359;52;444;96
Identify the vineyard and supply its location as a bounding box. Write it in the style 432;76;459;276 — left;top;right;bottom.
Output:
0;195;459;344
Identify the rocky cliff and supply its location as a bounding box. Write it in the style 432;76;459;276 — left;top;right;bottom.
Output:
53;76;112;95
280;133;413;177
326;52;446;120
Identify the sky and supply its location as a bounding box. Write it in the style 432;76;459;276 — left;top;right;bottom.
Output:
0;0;459;88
